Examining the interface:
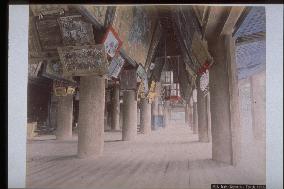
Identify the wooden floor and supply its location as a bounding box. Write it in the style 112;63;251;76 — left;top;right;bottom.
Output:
26;124;265;189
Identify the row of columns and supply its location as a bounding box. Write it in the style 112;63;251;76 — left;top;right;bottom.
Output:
55;76;162;158
54;35;241;165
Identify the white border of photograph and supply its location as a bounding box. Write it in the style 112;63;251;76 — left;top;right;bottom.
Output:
8;4;283;188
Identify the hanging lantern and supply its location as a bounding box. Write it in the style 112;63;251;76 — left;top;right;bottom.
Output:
160;71;173;86
164;82;181;102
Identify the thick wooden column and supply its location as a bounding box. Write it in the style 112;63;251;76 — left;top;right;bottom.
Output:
56;95;73;140
111;84;120;131
77;76;105;158
140;98;152;134
209;35;241;165
197;84;209;142
122;90;137;141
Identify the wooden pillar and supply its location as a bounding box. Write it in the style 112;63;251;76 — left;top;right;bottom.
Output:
77;76;105;158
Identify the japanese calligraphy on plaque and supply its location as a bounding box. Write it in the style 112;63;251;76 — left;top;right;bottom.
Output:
57;44;108;77
108;54;125;79
58;15;95;46
102;26;123;58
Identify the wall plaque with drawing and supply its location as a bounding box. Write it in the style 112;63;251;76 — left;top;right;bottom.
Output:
57;44;109;77
57;15;95;46
108;54;125;79
41;59;76;84
102;26;123;58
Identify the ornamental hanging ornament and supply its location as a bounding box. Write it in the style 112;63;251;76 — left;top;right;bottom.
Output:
200;69;209;96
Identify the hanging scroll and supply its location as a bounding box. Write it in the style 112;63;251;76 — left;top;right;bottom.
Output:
120;69;137;90
102;26;123;58
58;15;95;46
108;54;125;79
57;44;108;77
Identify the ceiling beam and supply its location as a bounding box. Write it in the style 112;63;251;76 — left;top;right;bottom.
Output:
236;31;265;46
220;6;246;36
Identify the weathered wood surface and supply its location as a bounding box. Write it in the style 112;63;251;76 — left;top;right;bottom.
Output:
35;18;63;51
81;5;108;26
57;44;108;77
26;125;265;189
144;22;162;71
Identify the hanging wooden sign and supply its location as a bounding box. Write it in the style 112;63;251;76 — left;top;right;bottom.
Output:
58;15;95;46
57;44;108;77
108;54;125;79
102;26;123;58
137;64;147;80
120;69;137;90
